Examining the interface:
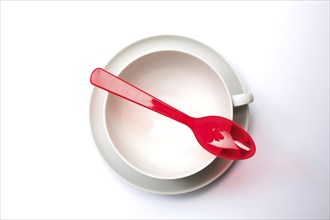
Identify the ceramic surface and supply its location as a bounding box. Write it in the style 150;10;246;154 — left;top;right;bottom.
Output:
90;35;250;194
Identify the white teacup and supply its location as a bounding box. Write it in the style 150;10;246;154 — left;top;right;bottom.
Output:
104;50;252;180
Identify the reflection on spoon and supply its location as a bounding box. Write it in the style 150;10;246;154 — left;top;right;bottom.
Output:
208;131;250;151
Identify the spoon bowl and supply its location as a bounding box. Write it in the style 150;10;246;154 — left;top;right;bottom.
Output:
191;116;255;160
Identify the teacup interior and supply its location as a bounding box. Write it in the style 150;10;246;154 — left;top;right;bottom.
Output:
105;51;232;179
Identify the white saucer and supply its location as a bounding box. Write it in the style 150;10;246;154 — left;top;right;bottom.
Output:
89;35;250;195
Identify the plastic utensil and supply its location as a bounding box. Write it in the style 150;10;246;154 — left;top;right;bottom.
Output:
90;68;256;160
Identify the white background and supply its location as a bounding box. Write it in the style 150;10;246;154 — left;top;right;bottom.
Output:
1;1;329;219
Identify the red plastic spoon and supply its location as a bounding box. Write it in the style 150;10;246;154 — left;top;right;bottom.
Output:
90;68;256;160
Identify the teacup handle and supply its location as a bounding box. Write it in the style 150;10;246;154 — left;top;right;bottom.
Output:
232;93;254;107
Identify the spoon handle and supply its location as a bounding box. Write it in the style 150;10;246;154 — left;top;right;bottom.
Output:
90;68;192;125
